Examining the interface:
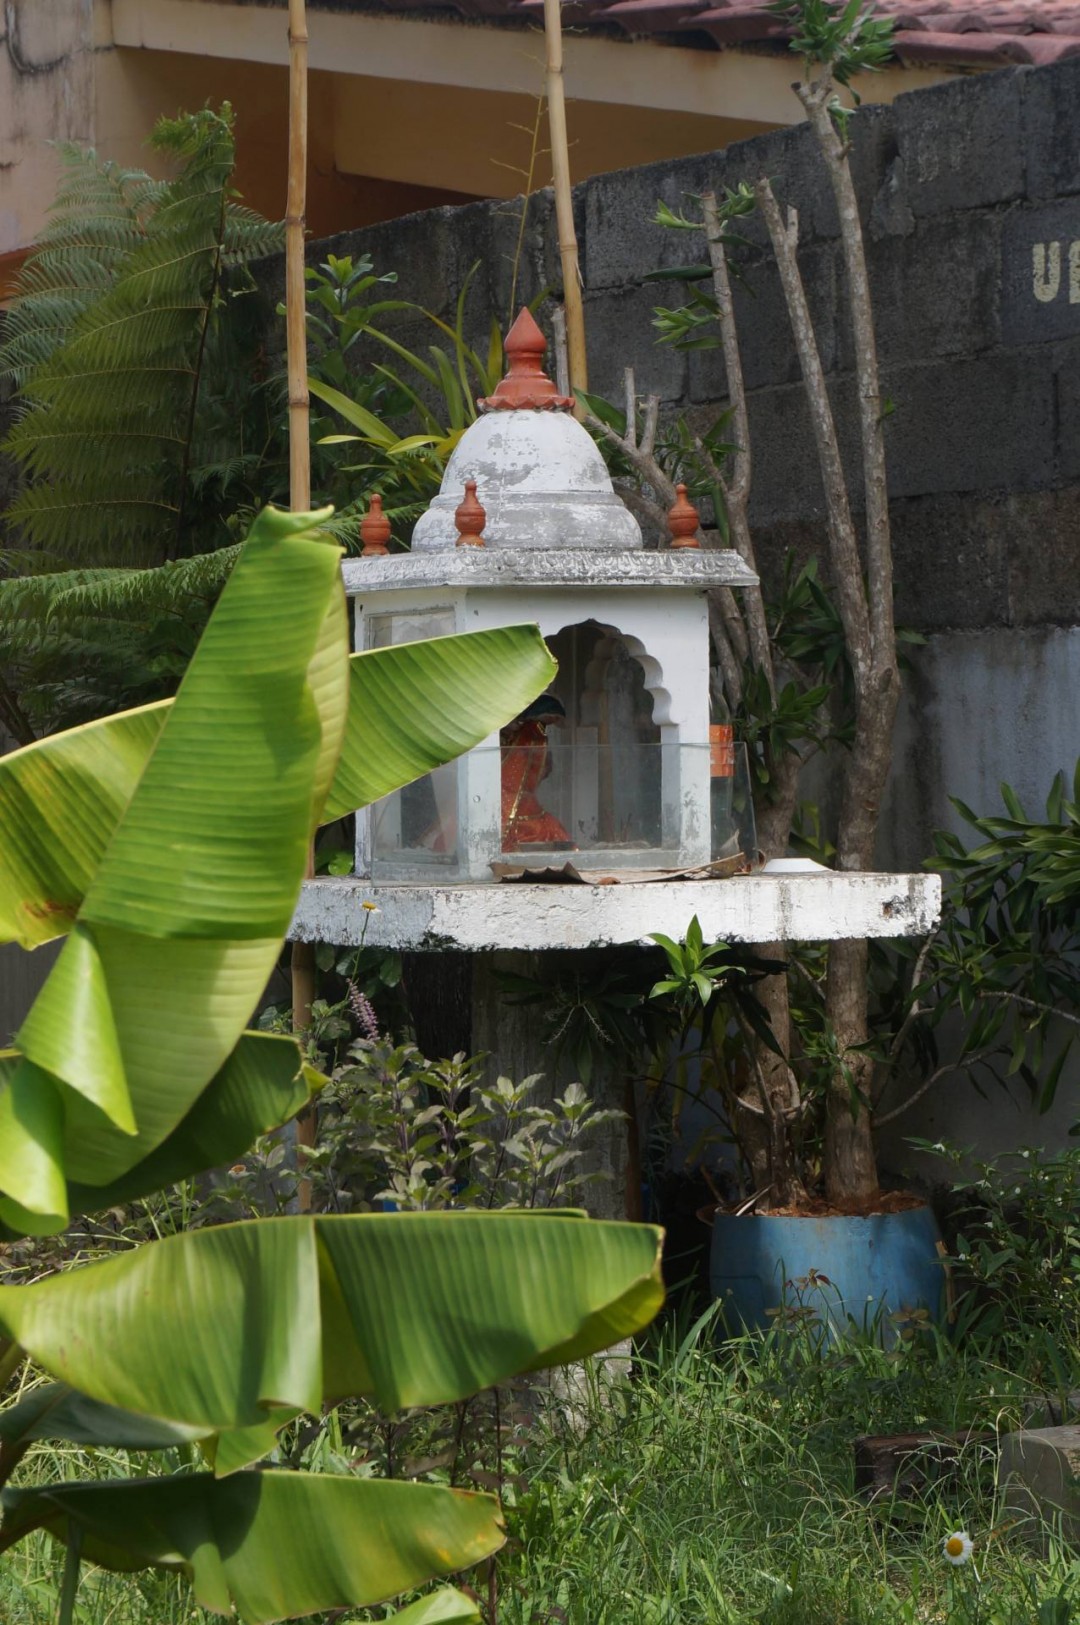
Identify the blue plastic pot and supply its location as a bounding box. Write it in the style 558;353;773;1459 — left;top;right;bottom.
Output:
707;1203;944;1339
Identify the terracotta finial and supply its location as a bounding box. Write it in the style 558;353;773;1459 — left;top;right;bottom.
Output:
360;493;391;557
454;480;487;547
477;308;575;412
667;484;701;549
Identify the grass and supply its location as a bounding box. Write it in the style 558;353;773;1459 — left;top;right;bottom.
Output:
495;1304;1080;1624
4;1296;1080;1625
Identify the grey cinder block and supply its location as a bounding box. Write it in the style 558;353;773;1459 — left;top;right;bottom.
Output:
894;68;1025;218
1001;1425;1080;1545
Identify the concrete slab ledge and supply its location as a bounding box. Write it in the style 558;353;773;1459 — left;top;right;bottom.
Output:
342;547;757;594
290;871;942;950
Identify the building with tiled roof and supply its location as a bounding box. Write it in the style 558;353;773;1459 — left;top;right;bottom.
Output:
3;0;1076;270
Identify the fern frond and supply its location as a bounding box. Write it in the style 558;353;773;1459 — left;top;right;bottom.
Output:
222;202;284;265
0;148;145;384
0;544;239;623
0;545;239;734
2;107;282;569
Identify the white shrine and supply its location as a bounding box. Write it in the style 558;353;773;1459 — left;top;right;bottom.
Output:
292;310;939;956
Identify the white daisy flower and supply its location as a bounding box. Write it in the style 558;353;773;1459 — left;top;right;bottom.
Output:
943;1531;973;1566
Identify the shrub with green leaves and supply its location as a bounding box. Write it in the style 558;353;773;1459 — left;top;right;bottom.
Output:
927;1139;1080;1361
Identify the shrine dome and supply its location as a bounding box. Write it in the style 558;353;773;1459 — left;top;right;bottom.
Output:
411;309;642;553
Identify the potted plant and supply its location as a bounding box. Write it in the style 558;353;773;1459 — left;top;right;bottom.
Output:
645;916;946;1334
644;751;1080;1335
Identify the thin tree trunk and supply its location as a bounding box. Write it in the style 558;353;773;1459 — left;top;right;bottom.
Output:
755;181;872;695
760;85;900;1204
798;84;894;683
703;195;813;1206
802;87;899;1204
742;960;808;1208
702;192;773;696
544;0;587;416
286;0;318;1197
822;935;878;1201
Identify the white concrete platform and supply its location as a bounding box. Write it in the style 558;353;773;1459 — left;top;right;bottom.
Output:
290;871;942;951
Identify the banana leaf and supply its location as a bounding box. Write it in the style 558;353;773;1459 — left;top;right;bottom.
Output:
323;626;555;821
0;699;168;949
0;502;555;1228
0;505;344;1231
384;1589;482;1623
0;1213;664;1432
0;627;554;950
0;1383;209;1456
0;1471;503;1623
0;1032;318;1239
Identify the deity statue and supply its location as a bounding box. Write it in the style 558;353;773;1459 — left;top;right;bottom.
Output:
500;694;575;851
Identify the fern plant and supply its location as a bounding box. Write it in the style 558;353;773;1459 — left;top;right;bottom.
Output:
0;107;282;738
0;550;241;735
1;105;281;572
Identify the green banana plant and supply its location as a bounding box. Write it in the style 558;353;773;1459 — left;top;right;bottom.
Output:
0;503;664;1623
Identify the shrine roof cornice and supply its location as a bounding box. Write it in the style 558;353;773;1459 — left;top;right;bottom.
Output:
342;546;758;594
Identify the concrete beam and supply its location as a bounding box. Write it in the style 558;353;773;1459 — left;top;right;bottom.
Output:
110;0;950;125
291;872;942;950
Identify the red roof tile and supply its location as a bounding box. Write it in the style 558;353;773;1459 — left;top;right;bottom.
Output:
493;0;1080;68
306;0;1080;67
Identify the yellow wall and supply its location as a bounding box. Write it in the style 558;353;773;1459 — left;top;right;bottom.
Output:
93;45;774;233
95;49;479;237
331;75;772;200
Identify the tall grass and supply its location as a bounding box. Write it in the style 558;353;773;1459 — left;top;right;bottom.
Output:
6;1301;1080;1624
495;1305;1080;1624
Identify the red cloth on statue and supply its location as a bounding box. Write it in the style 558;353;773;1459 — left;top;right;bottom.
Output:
501;719;574;850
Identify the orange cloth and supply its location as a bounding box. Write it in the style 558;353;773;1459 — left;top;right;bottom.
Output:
500;719;574;850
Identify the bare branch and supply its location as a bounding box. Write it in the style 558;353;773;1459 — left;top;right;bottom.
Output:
709;603;743;710
702;190;775;697
622;366;636;440
584;369;677;514
586;361;760;714
975;989;1080;1031
873;1048;1002;1128
641;394;660;459
702;191;752;512
715;585;751;667
615;481;668;537
796;79;895;673
755;177;872;697
873;927;942;1091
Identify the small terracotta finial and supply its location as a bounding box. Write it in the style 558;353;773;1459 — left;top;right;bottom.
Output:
454;480;487;547
478;308;575;412
360;493;391;557
667;484;701;549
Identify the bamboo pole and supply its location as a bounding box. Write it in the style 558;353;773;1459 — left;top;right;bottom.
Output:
286;0;318;1187
543;0;587;416
285;0;310;514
